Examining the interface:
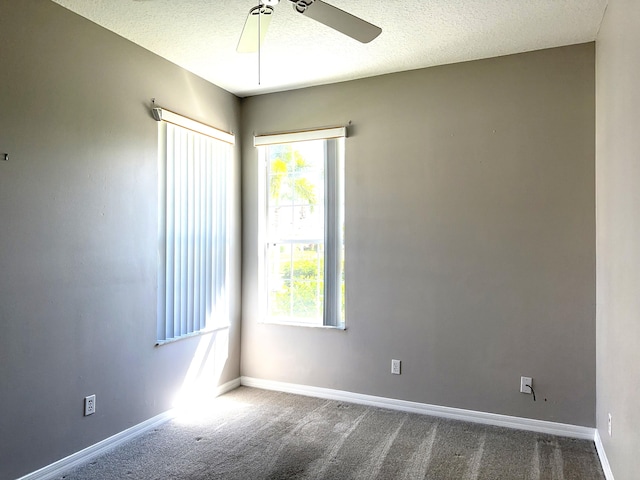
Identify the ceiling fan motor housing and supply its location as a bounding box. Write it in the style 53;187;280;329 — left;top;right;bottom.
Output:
291;0;315;14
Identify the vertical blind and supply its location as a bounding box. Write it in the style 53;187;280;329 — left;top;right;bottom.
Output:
158;121;232;343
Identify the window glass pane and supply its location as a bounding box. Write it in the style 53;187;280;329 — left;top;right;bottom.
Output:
260;134;344;328
267;243;290;318
267;142;325;242
268;205;324;242
268;283;291;319
266;140;326;324
290;243;323;321
268;243;324;325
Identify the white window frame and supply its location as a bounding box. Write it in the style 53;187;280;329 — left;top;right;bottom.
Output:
155;108;235;344
255;127;346;329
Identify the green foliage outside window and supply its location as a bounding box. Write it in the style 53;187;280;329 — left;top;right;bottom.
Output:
273;249;324;319
269;148;318;210
268;145;324;321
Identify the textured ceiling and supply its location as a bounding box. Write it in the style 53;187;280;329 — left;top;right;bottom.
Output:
50;0;607;97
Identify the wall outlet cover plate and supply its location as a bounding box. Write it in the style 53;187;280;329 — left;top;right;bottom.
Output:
84;395;96;416
520;377;532;394
391;359;401;375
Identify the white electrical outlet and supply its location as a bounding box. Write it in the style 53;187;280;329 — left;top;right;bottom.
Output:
84;394;96;416
391;359;401;375
608;413;612;437
520;376;533;394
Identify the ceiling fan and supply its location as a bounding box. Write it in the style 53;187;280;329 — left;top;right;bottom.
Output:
237;0;382;53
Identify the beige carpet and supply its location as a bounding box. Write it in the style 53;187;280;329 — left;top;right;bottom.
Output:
60;387;605;479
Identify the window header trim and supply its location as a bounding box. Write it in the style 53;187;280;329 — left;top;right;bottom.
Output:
254;126;346;147
151;107;235;145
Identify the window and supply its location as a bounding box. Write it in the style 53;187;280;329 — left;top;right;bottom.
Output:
155;108;234;344
256;128;345;328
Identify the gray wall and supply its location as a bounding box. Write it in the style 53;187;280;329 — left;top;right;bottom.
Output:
241;44;596;427
0;2;600;477
0;2;242;478
596;1;640;478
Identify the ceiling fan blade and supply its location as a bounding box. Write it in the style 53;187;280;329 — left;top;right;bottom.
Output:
297;1;381;43
237;5;274;53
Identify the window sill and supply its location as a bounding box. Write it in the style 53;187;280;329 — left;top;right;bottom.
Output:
155;324;230;346
258;320;346;331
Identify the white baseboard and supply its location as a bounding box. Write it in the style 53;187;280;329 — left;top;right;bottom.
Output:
17;410;175;480
18;377;241;480
216;377;242;396
20;377;608;480
594;429;615;480
240;376;595;441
